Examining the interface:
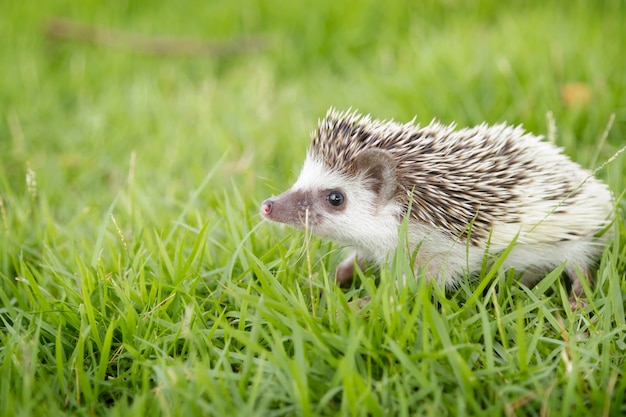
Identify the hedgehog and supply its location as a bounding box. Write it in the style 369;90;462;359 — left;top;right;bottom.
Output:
260;108;613;307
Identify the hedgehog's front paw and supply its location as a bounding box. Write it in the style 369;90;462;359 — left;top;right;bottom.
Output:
335;252;367;287
335;259;355;286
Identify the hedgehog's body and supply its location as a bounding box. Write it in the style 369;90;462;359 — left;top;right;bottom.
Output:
261;109;613;305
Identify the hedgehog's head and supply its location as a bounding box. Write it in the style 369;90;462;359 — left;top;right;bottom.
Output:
261;149;402;256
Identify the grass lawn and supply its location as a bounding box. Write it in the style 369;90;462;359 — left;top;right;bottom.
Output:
1;0;625;415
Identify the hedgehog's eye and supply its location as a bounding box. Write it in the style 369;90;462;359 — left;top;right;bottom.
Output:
327;191;344;207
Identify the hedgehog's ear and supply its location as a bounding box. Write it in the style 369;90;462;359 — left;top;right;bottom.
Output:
354;149;397;203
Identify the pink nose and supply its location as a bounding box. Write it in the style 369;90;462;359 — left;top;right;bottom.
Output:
260;199;273;216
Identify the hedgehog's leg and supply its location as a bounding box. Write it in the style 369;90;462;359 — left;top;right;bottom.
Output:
337;251;372;311
566;264;592;310
336;251;367;286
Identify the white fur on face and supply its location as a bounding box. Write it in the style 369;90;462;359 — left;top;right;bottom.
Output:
292;156;403;262
292;155;348;192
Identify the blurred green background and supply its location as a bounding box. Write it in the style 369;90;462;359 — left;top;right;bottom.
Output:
1;0;624;223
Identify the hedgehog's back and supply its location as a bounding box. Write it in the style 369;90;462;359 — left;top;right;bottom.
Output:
310;109;613;248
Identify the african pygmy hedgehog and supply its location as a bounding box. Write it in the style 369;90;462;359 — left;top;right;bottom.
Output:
260;108;613;307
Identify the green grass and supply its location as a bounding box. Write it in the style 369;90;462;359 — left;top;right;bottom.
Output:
1;0;625;415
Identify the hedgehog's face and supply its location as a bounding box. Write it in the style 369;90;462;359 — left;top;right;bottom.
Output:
261;149;402;257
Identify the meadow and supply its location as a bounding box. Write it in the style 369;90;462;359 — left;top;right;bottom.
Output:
1;1;625;415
